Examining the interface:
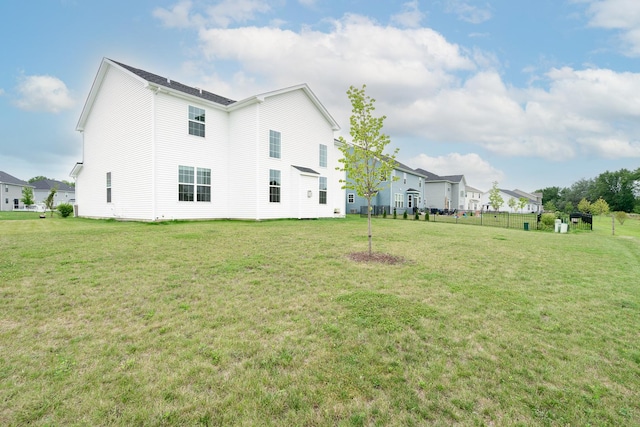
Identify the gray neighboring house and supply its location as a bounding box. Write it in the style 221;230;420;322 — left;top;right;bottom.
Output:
415;168;468;212
0;171;33;211
31;179;76;207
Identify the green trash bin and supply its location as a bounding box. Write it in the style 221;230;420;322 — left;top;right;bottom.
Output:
524;222;529;231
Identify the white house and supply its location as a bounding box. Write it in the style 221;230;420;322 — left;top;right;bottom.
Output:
481;188;542;213
71;58;345;221
0;171;33;211
465;185;483;212
31;179;75;207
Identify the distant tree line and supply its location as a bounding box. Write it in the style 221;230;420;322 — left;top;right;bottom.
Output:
537;167;640;214
28;176;75;188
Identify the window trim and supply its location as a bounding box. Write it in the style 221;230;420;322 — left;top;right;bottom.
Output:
347;193;355;204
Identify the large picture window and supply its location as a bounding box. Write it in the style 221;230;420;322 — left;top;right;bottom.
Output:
319;144;327;167
188;106;205;137
269;130;281;158
106;172;112;203
178;166;211;202
319;177;327;204
269;169;281;203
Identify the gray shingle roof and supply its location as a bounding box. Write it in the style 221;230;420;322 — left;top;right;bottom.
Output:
111;60;236;106
292;166;319;174
31;179;74;192
0;171;29;186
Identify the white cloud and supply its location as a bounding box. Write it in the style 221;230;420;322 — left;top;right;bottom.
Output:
445;0;492;24
154;7;640;169
153;0;271;29
408;153;504;191
580;0;640;56
0;88;5;96
391;1;425;29
14;75;75;113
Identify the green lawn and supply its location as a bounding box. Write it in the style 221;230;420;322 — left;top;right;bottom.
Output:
1;214;639;425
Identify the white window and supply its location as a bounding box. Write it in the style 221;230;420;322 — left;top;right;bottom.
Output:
188;106;205;137
106;172;112;203
319;144;327;167
403;173;407;184
347;193;355;204
394;193;404;208
419;178;422;188
319;177;327;204
178;166;194;201
269;130;281;159
269;169;281;203
197;168;211;202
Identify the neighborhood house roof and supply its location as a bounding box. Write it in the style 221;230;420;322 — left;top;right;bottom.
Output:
292;166;319;175
0;171;30;186
31;179;74;192
500;188;536;203
111;60;236;106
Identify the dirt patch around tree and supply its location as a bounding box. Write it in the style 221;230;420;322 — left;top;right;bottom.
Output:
347;252;406;265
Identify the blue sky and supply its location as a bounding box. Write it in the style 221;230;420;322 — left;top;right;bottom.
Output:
1;0;639;191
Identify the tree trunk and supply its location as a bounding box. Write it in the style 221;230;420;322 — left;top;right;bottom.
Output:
367;198;372;257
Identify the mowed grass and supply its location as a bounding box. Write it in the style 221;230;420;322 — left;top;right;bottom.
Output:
1;214;639;426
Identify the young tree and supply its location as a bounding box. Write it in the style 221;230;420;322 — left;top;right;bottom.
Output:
44;187;58;217
543;201;557;212
488;181;503;211
507;197;517;212
591;197;610;215
21;186;35;207
337;84;398;257
518;197;528;213
578;197;591;213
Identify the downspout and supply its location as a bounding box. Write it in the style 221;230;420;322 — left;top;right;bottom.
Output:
151;87;158;220
255;102;261;220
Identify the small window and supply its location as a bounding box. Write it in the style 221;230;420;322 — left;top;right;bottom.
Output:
269;130;281;159
319;177;327;205
269;169;281;203
178;166;195;201
319;144;327;168
197;168;211;202
347;193;355;204
188;106;205;137
403;173;407;184
419;178;422;188
106;172;112;203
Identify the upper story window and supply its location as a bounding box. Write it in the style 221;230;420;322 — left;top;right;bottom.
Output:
347;193;354;204
269;130;281;159
403;173;407;184
419;178;422;188
319;144;327;167
188;106;205;137
319;177;327;204
106;172;112;203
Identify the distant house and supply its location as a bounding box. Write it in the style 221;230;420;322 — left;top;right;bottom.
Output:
0;171;33;211
481;188;542;213
31;179;75;207
415;169;468;212
71;58;344;220
465;185;483;212
345;157;426;215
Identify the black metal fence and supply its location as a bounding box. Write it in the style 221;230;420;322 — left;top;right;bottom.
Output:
360;205;418;217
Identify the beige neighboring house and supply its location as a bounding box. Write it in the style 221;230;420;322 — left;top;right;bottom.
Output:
31;179;76;207
0;171;33;211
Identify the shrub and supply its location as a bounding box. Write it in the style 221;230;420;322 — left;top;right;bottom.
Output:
403;210;408;220
540;213;556;231
425;212;429;221
57;203;74;218
615;211;627;225
382;207;387;219
393;208;397;219
414;210;420;220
